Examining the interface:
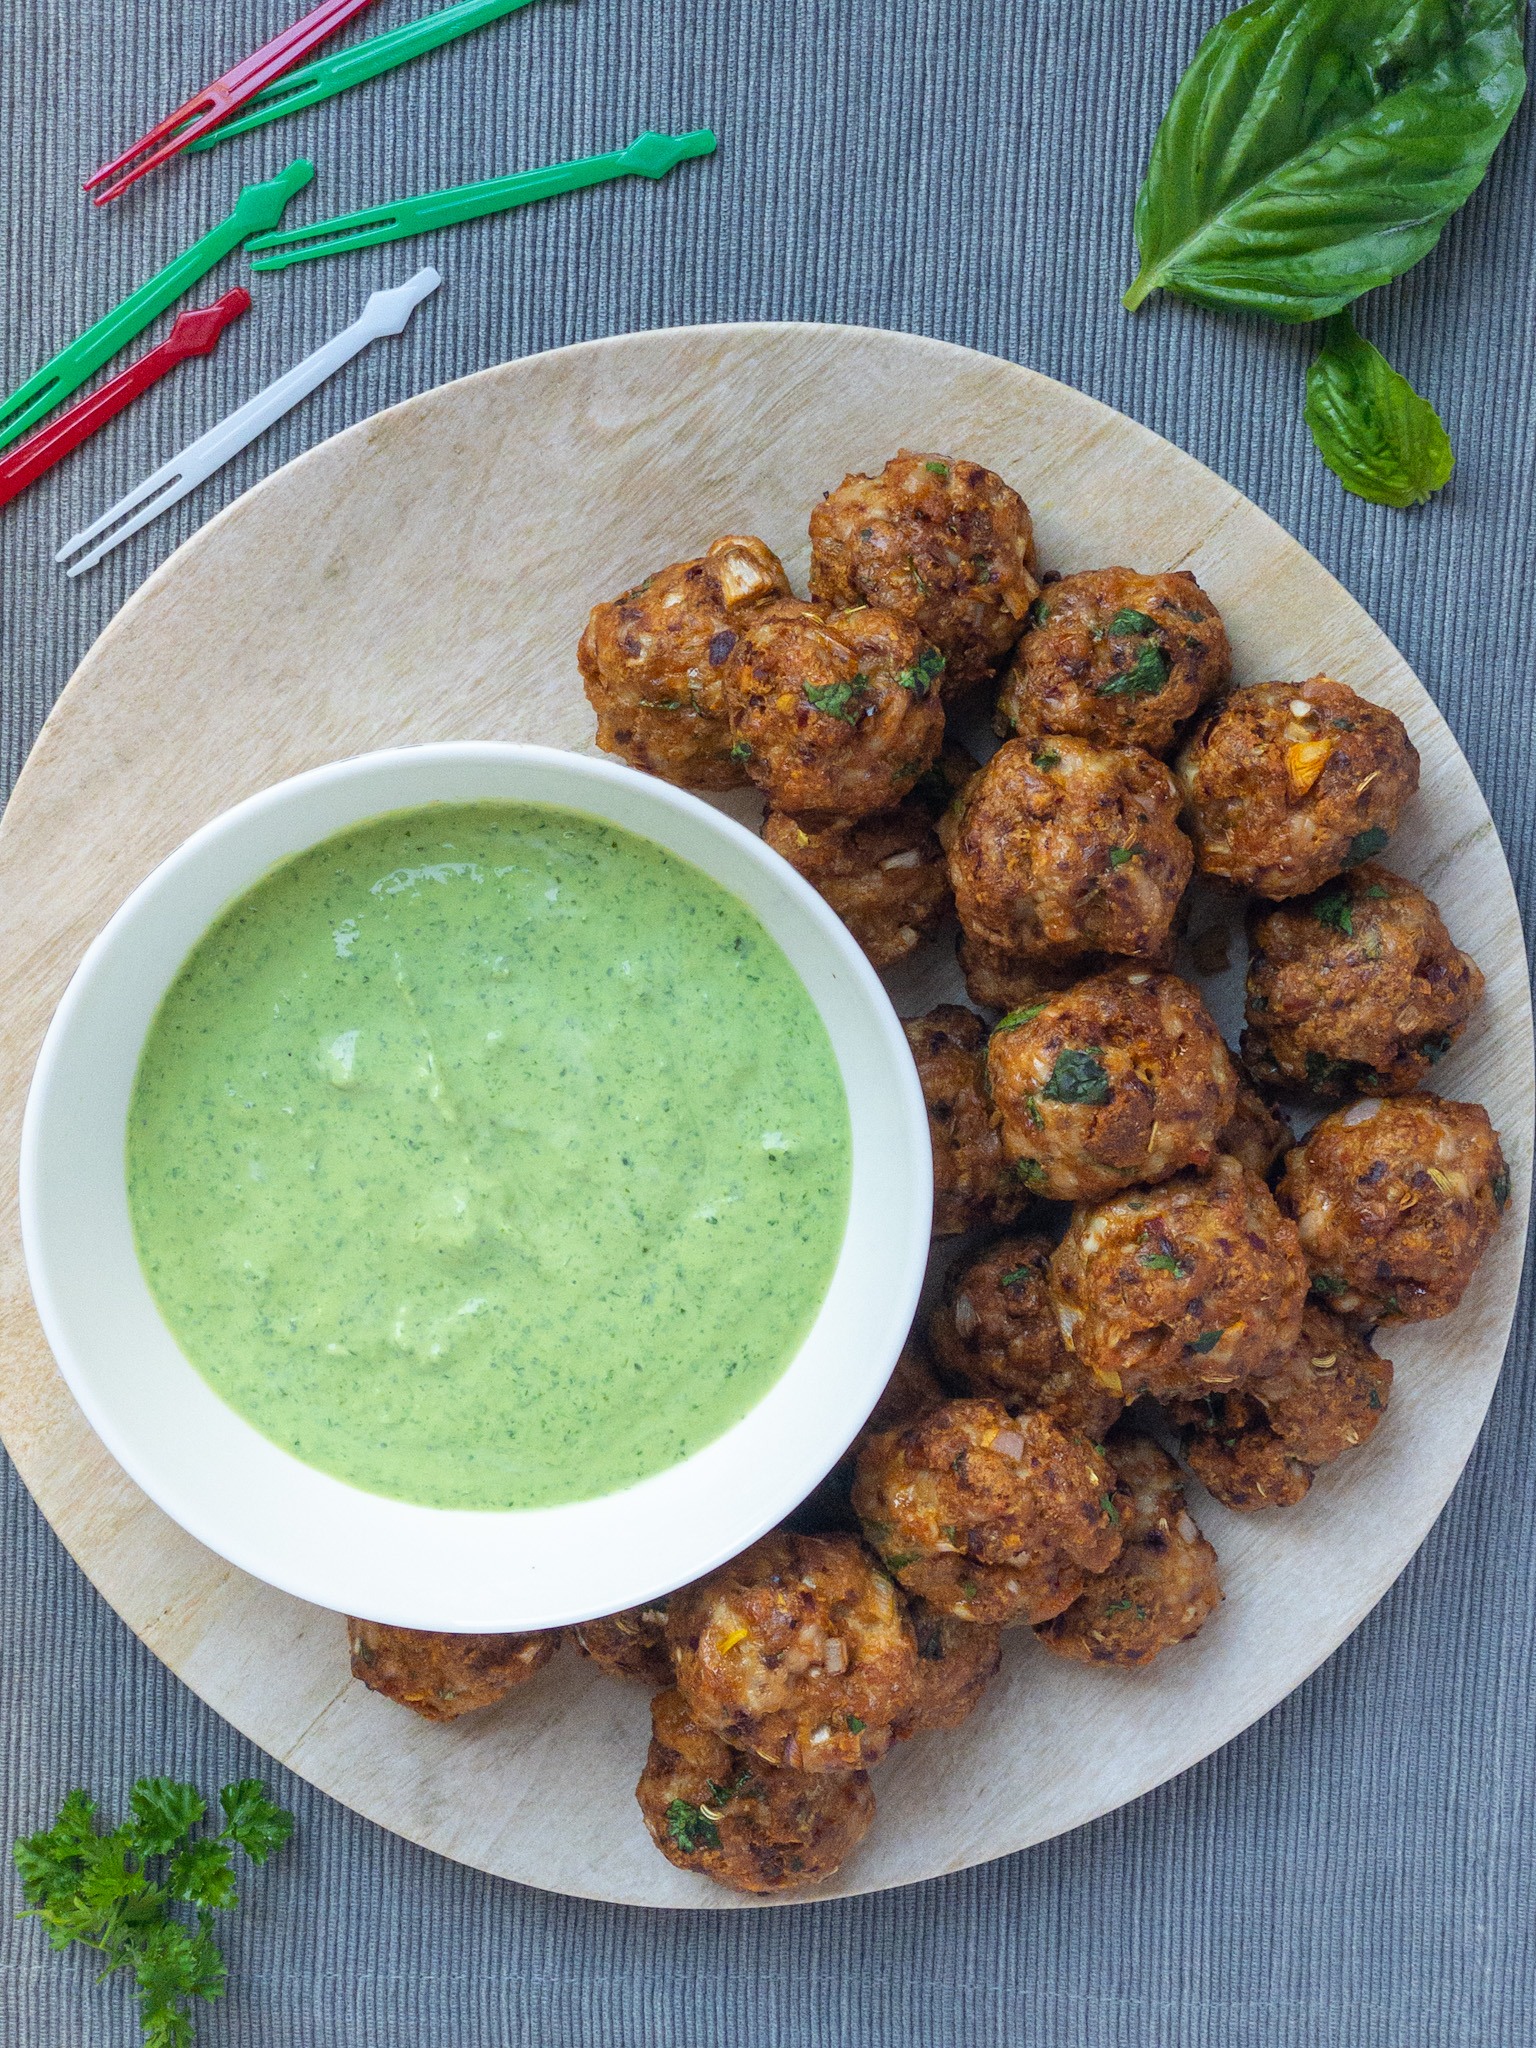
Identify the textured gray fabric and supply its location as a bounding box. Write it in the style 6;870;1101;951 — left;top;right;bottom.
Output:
2;1;1534;2041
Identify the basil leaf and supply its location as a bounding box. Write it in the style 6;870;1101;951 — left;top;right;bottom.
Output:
1125;0;1528;323
1304;312;1455;506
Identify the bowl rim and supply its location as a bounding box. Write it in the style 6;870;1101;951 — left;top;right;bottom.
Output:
19;740;933;1630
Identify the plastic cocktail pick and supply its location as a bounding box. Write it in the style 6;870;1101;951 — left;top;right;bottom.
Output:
0;291;250;513
190;0;549;152
56;268;440;577
0;162;314;453
245;129;717;270
84;0;379;205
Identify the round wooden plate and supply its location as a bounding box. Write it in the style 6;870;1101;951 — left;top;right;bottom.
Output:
0;324;1529;1909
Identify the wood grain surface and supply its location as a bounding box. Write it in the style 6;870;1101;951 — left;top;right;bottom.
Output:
0;323;1528;1909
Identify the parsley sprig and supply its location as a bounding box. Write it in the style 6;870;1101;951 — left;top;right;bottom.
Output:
14;1778;293;2048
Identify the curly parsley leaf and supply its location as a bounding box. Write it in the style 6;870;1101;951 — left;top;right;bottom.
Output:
665;1799;721;1855
13;1777;292;2047
1042;1049;1112;1106
896;647;946;696
1313;884;1355;935
1098;643;1169;698
1305;312;1455;507
1124;0;1528;323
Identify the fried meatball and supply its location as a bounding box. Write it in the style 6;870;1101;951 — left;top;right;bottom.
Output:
787;1341;947;1535
809;450;1039;693
1216;1067;1293;1179
346;1620;559;1721
987;968;1237;1200
1175;676;1420;899
947;736;1193;964
578;535;792;788
1276;1093;1508;1323
904;1006;1030;1236
1171;1303;1392;1509
928;1236;1125;1440
997;568;1230;757
763;798;950;969
666;1532;919;1773
575;1602;673;1686
898;1601;1004;1736
1035;1435;1221;1666
956;931;1087;1014
1049;1153;1309;1402
637;1688;875;1894
723;598;946;818
1244;864;1484;1099
853;1400;1121;1627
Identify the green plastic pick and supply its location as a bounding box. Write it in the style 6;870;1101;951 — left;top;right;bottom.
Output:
246;129;717;271
0;161;315;454
189;0;549;151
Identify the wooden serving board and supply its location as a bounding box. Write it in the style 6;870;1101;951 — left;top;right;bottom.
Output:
0;324;1528;1909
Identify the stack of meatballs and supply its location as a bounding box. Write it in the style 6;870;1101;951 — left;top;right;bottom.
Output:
344;450;1511;1897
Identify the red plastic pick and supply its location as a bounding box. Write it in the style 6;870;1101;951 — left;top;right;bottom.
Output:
84;0;379;206
0;289;251;512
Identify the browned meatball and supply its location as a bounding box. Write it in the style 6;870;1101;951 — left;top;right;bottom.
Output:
1216;1066;1293;1179
903;1006;1030;1236
574;1601;673;1686
928;1236;1125;1440
1049;1154;1310;1402
1244;864;1484;1098
997;568;1230;756
852;1400;1121;1627
1035;1435;1221;1666
956;932;1087;1014
578;535;792;788
1175;676;1420;899
723;598;946;818
666;1532;919;1773
948;736;1193;964
346;1620;559;1722
787;1341;947;1535
898;1601;1003;1736
763;798;950;969
809;450;1039;693
1276;1094;1508;1323
987;969;1237;1200
1171;1303;1392;1510
637;1688;875;1894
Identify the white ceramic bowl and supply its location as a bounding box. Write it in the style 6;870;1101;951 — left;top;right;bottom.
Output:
20;743;932;1631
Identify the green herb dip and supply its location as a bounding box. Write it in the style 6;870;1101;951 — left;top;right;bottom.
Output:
127;802;851;1511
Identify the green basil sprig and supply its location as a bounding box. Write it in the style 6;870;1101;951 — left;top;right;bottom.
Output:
1125;0;1526;323
1305;312;1455;506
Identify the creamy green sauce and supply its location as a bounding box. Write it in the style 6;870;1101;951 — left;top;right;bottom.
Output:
127;802;851;1511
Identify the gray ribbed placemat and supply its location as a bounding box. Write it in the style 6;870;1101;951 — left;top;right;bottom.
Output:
3;3;1533;2042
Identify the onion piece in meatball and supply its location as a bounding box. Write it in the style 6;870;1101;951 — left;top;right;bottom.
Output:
852;1399;1121;1627
665;1532;919;1773
898;1601;1004;1737
724;598;946;818
578;535;791;788
1034;1435;1221;1667
903;1006;1031;1236
928;1235;1125;1441
809;450;1039;693
1244;864;1484;1098
1175;676;1420;899
997;567;1230;757
763;798;950;969
1276;1093;1508;1323
1049;1153;1310;1403
947;736;1193;965
1216;1066;1293;1180
347;1620;559;1722
575;1602;673;1686
637;1688;875;1894
986;968;1237;1200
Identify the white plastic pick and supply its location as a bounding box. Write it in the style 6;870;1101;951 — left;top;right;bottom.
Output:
57;267;441;577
